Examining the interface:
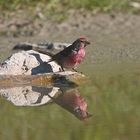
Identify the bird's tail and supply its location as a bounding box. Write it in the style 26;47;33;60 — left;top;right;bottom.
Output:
13;42;54;57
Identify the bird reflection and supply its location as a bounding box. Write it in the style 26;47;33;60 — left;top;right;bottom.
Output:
0;86;92;120
49;88;92;120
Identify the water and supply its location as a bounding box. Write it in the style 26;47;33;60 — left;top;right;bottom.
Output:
0;36;140;140
0;66;140;140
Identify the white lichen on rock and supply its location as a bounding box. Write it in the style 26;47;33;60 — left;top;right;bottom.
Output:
0;50;61;75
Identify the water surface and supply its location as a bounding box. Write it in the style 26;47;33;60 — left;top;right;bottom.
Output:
0;35;140;140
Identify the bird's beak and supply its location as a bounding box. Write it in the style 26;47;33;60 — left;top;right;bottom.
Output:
86;112;92;118
86;41;90;45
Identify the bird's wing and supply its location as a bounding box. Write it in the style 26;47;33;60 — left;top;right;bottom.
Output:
52;45;73;59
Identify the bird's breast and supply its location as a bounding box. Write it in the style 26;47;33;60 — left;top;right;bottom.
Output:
63;48;85;68
74;48;85;63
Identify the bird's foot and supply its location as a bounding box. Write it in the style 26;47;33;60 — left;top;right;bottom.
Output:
72;68;83;74
59;66;65;72
72;68;78;72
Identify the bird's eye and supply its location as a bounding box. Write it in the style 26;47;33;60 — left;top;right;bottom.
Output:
72;50;77;54
74;107;82;114
73;47;79;52
81;40;84;43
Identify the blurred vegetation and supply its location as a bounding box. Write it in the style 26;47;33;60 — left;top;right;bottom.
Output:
0;0;140;23
0;0;139;12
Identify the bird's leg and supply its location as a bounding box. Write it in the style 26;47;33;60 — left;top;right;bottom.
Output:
72;68;83;74
59;66;65;72
72;68;78;72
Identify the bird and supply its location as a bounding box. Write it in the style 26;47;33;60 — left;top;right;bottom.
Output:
13;36;90;72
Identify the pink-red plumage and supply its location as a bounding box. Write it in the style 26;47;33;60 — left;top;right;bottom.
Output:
63;47;86;68
49;36;90;71
54;89;92;120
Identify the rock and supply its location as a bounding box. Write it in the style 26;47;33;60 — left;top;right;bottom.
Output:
0;50;85;86
0;50;61;75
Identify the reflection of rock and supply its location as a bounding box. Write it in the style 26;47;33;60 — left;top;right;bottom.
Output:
0;86;59;106
0;85;92;120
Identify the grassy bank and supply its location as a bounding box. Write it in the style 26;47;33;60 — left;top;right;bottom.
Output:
0;0;139;13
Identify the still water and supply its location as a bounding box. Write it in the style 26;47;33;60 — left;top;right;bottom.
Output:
0;66;140;140
0;36;140;140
